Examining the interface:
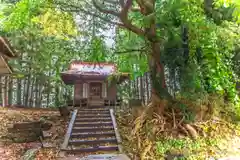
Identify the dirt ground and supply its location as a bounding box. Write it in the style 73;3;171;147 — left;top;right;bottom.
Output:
0;107;67;160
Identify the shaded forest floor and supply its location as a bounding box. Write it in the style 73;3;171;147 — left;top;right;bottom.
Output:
1;105;240;160
117;107;240;160
0;107;67;160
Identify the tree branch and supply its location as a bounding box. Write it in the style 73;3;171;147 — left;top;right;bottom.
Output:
119;0;145;36
119;0;125;7
55;2;124;27
92;0;120;17
114;48;147;54
104;0;119;5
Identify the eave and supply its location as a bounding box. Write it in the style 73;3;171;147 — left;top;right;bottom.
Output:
0;37;17;59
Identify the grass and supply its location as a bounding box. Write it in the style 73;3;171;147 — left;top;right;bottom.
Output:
156;119;240;160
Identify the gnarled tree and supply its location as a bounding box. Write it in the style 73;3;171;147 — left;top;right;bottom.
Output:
55;0;171;112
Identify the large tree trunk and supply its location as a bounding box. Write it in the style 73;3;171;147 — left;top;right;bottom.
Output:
149;42;172;113
140;75;144;103
24;74;31;107
36;81;43;107
8;77;13;106
55;85;60;107
29;76;35;107
16;78;22;105
149;42;167;95
2;76;8;107
34;79;39;107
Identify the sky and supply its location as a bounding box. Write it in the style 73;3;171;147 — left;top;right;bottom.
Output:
75;14;115;48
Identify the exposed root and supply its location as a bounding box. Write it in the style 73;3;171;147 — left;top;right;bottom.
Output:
117;94;240;159
184;124;198;139
117;97;204;159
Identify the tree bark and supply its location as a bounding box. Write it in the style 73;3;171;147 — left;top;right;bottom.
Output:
34;78;39;107
145;73;149;103
36;81;43;107
46;86;50;107
8;77;13;106
149;42;172;99
3;76;8;107
29;76;35;107
16;78;22;105
1;76;6;107
24;74;30;107
55;84;60;107
0;76;2;105
140;75;144;103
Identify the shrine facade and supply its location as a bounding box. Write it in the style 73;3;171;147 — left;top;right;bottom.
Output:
61;61;129;107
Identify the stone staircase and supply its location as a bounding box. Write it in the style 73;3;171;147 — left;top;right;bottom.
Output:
61;107;122;155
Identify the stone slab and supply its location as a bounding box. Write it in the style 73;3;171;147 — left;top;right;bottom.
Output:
80;154;130;160
59;154;130;160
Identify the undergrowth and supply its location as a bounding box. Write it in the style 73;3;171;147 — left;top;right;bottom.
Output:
116;94;240;160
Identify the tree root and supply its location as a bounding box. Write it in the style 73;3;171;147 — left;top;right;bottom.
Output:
117;98;212;160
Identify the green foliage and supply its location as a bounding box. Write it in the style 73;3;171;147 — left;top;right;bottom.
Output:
2;0;45;31
153;0;240;105
1;0;77;38
1;0;240;111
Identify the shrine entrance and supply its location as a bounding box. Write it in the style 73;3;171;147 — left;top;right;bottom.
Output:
89;82;102;98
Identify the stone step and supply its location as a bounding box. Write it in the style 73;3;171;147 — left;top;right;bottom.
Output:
71;132;116;139
87;106;107;109
69;138;117;146
74;122;113;128
75;118;112;123
81;109;109;111
63;146;119;153
79;154;131;160
78;110;110;114
72;127;114;133
76;115;111;119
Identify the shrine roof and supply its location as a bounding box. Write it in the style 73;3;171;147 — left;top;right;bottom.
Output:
61;61;130;85
64;61;117;75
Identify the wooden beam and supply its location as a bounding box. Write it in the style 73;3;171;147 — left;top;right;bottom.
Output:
61;109;78;150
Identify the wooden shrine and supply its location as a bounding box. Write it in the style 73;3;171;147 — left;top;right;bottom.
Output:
61;61;129;107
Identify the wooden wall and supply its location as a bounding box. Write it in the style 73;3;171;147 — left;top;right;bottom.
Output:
73;81;117;101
